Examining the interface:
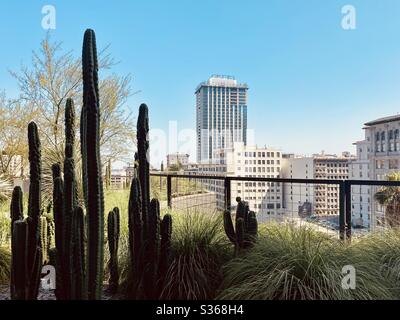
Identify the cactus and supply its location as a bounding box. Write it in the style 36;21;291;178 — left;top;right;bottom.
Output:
10;186;23;226
81;28;104;300
11;220;28;300
63;98;77;299
158;213;172;293
223;197;258;253
11;29;178;301
10;186;23;299
128;174;143;298
72;206;86;299
10;29;108;300
144;199;161;299
51;163;64;299
107;207;120;294
40;215;49;263
126;104;173;299
26;121;42;299
10;122;49;300
105;159;112;189
137;104;150;238
27;245;43;299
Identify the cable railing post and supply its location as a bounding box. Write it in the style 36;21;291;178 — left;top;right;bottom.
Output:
167;175;172;208
339;181;346;241
345;180;352;241
225;177;231;211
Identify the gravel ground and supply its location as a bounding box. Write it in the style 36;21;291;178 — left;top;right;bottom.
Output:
0;285;56;300
0;284;120;300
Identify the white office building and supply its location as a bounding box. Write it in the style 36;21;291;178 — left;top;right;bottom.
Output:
186;142;283;219
166;153;190;169
281;152;355;217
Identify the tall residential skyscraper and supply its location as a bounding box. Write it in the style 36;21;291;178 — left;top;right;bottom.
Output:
195;75;248;163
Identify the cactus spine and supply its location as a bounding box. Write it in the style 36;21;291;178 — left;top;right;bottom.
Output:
26;121;43;299
63;98;78;299
105;159;111;189
107;207;120;293
40;215;49;263
81;28;104;300
223;197;258;253
51;163;64;299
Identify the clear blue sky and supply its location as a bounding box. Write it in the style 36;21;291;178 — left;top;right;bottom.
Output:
1;0;400;164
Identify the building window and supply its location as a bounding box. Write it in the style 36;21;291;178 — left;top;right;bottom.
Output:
389;159;399;169
376;160;385;169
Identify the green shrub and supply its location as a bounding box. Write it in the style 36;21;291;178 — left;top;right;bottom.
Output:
348;228;400;298
159;211;232;300
217;223;397;300
0;211;10;247
0;246;11;285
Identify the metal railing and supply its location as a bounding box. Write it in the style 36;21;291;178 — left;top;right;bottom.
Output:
150;172;400;241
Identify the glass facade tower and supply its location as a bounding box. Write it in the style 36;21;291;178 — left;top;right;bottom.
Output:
195;75;248;163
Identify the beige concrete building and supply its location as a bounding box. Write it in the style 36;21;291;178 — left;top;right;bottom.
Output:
166;153;190;169
281;152;355;216
350;114;400;229
186;142;283;219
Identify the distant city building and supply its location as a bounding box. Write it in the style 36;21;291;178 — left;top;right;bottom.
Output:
167;153;190;169
349;114;400;229
109;169;127;190
125;164;136;186
186;142;283;219
196;75;248;163
349;140;371;228
281;152;355;217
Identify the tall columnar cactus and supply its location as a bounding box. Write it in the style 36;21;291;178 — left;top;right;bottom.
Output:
81;28;104;300
144;199;161;299
10;122;48;300
72;206;86;299
40;215;49;263
26;121;42;299
52;163;63;251
107;207;120;294
12;220;28;300
158;213;172;292
63;98;78;299
10;186;23;299
223;197;258;253
127;104;173;299
51;163;64;299
128;176;143;278
137;104;150;238
105;159;112;189
10;186;23;226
